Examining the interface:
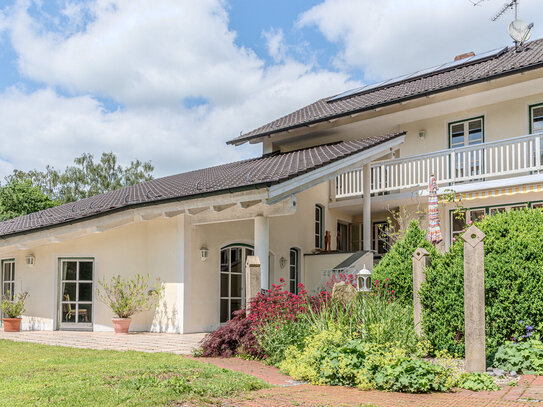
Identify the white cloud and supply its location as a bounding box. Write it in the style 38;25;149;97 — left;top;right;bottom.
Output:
263;28;287;62
0;0;357;179
300;0;543;81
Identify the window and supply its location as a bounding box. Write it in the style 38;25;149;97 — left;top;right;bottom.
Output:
2;260;15;300
530;103;543;133
489;207;506;216
59;258;94;328
449;117;484;148
289;248;300;294
373;222;390;259
314;205;324;249
220;245;253;323
351;222;390;258
337;221;352;252
451;203;535;242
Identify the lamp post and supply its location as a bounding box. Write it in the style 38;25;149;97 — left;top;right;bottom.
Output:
357;265;372;292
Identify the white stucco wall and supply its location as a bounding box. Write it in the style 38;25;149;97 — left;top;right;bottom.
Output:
0;181;356;333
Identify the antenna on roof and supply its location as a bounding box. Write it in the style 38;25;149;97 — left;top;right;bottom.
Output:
491;0;534;50
491;0;516;21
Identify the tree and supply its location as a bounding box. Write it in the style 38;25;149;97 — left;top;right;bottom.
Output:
7;152;154;204
0;179;58;220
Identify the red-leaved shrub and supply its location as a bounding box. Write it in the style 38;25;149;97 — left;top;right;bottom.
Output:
198;309;263;358
199;278;331;358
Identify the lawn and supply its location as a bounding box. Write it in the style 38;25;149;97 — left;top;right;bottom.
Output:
0;340;267;406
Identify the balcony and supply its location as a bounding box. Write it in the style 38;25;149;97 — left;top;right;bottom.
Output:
334;133;543;199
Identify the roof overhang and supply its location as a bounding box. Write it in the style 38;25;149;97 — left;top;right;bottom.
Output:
228;62;543;146
267;134;405;204
0;134;405;252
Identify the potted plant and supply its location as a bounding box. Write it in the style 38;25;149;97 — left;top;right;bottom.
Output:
97;274;162;334
1;291;29;332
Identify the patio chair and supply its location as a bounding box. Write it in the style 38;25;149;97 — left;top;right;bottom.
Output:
63;294;88;322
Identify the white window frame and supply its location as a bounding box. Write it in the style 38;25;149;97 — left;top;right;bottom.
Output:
58;258;94;331
449;117;484;149
288;248;300;294
450;203;531;242
530;103;543;134
315;204;324;249
219;245;253;323
2;259;15;301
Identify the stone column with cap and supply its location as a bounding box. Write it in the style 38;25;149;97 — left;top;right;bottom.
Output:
412;248;430;336
461;225;486;373
245;256;261;314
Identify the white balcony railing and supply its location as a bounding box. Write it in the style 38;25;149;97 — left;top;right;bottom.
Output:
335;133;543;199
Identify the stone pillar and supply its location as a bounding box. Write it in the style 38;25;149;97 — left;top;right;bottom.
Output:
254;215;269;290
245;256;261;313
363;162;372;251
412;248;430;336
461;225;486;373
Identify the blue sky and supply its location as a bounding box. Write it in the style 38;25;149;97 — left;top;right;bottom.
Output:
0;0;542;179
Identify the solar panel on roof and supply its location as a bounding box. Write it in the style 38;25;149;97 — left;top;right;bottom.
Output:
327;46;508;103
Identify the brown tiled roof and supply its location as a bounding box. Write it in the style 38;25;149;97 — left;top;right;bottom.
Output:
229;38;543;145
0;132;404;238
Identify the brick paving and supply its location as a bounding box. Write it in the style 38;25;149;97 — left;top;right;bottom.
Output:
0;330;206;355
195;357;543;407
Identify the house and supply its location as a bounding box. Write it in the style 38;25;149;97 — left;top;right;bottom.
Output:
1;37;543;333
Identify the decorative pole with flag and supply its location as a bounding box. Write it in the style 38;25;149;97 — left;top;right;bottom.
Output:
427;174;443;245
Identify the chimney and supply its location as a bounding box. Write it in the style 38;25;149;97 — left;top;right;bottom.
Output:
454;51;475;61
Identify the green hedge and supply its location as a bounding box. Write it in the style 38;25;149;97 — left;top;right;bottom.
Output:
371;221;437;305
420;208;543;356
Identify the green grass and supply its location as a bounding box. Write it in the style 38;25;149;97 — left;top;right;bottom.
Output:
0;340;267;406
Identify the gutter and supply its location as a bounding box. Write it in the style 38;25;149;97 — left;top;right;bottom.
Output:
0;133;405;241
0;183;271;241
227;61;543;146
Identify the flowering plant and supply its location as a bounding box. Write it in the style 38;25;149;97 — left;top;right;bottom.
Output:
247;279;327;328
324;273;357;292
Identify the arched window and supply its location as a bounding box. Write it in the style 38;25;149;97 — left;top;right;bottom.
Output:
315;204;324;249
289;248;300;294
220;244;253;323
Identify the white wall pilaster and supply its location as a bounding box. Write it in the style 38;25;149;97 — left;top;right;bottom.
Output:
254;215;269;290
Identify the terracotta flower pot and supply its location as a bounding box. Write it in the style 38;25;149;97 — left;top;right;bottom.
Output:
112;318;131;334
3;318;22;332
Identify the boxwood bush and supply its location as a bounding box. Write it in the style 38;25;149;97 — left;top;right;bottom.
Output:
420;208;543;356
371;221;437;305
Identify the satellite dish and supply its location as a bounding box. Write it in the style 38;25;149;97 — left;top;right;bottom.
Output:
509;19;533;45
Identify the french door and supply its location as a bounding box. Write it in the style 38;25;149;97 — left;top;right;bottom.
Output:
449;117;484;179
58;259;94;330
220;245;253;323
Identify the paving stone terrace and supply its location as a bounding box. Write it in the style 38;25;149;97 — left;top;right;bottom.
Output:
0;330;206;355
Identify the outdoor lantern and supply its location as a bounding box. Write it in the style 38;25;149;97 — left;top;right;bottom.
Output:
279;256;287;269
200;246;209;262
357;264;372;292
25;255;35;267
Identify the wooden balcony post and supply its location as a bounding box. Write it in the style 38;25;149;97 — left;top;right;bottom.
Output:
363;163;371;251
536;136;542;170
450;150;456;184
329;178;336;202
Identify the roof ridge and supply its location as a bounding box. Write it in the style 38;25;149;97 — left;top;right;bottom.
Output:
229;37;543;145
